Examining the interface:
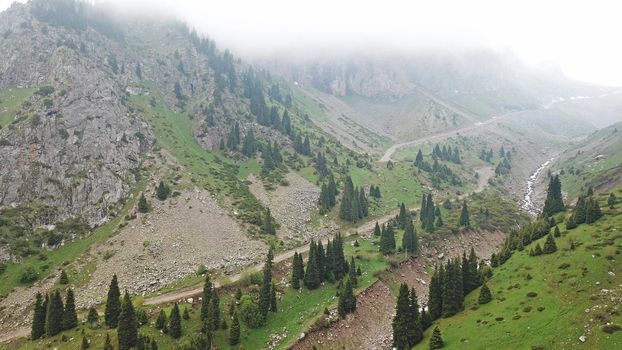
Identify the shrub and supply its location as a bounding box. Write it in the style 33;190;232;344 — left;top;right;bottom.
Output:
602;324;621;334
20;266;38;283
523;306;532;313
526;292;538;298
239;295;263;328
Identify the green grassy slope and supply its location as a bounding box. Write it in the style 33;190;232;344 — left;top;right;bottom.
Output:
0;87;37;128
553;122;622;199
415;190;622;350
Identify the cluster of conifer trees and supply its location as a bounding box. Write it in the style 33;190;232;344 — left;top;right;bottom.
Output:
260;141;283;175
566;189;602;228
431;144;461;164
427;248;483;320
338;176;369;223
420;194;443;232
318;175;338;214
392;283;429;349
414;148;461;188
31;288;78;339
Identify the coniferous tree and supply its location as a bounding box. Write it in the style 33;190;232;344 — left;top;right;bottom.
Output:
262;208;276;234
105;274;121;328
259;248;274;319
59;269;69;285
182;307;190;321
304;241;321;289
553;225;561;237
229;312;240;346
327;174;337;207
420;309;432;331
155;310;167;330
169;303;182;339
398;203;408;229
478;283;492;304
137;192;150;213
392;283;411;350
373;221;381;236
302;135;311;155
31;292;46;340
409;287;423;346
206;291;220;332
63;288;78;330
380;225;396;255
200;275;213;323
117;292;137;350
86;306;99;326
543;234;557;254
428;267;443;320
533;243;543;256
348;256;358;286
402;220;418;256
429;326;444;349
542;175;565;216
291;252;301;289
156;181;171;200
337;278;356;317
81;336;90;349
46;290;64;336
608;192;617;208
459;201;470;227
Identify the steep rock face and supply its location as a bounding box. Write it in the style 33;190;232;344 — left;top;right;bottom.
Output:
0;4;153;225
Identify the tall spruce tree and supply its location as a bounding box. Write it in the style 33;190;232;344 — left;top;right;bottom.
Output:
62;288;78;330
392;283;411;350
542;175;565;216
459;201;470;227
543;234;557;254
229;312;240;346
428;267;443;320
117;292;137;350
408;287;423;346
45;290;64;337
478;283;492;304
31;292;46;340
380;224;396;255
259;248;274;318
337;278;356;317
105;274;121;328
200;275;213;323
262;208;276;234
270;282;278;312
402;220;418;256
429;326;444;349
291;252;301;289
304;241;321;289
169;303;182;339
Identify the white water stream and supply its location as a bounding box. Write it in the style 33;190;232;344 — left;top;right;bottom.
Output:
520;158;554;216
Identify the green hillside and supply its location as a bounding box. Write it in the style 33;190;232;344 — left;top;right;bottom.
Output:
415;189;622;349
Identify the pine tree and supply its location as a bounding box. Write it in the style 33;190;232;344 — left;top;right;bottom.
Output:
207;291;220;332
392;283;411;350
182;307;190;320
542;175;565;216
478;283;492;304
608;192;617;208
304;241;321;289
459;201;470;227
62;288;78;330
262;208;276;234
138;193;149;213
200;275;213;323
398;203;408;229
543;234;557;254
337;278;356;317
229;312;240;346
31;292;46;340
259;248;274;318
59;269;69;285
291;252;301;289
45;290;64;336
156;181;171;200
348;256;358;286
408;287;423;346
428;267;443;320
380;224;396;255
169;303;182;339
534;243;543;256
402;220;418;256
429;326;445;349
117;292;137;350
155;310;167;330
553;225;561;237
105;274;121;328
81;336;90;349
373;221;381;236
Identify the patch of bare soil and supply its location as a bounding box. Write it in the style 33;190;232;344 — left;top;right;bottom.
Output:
294;229;506;350
248;172;338;245
77;187;267;307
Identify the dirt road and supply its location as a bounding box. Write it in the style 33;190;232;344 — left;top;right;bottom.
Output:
143;213;394;306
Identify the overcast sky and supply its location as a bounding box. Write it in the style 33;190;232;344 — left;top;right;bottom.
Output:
2;0;622;86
